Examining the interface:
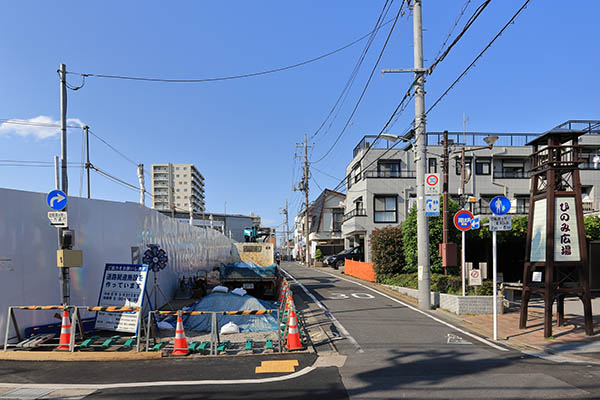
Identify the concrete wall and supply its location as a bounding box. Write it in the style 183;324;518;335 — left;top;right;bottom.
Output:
0;187;236;338
384;285;504;315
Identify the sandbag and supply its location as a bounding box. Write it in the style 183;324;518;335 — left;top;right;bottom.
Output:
220;321;240;335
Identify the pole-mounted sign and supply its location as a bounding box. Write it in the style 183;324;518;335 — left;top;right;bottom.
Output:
47;189;67;211
424;173;441;195
490;195;511;215
453;209;473;231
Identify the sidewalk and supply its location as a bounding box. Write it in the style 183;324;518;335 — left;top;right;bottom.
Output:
457;298;600;361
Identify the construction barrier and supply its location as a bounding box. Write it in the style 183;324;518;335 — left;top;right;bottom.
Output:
344;259;376;282
144;308;283;356
3;305;143;353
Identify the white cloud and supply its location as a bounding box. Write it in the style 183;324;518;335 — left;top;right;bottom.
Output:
0;116;84;139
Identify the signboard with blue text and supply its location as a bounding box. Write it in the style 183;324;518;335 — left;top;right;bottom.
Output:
425;195;440;217
95;264;149;333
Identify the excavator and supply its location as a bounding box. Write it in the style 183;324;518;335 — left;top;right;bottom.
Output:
243;224;272;242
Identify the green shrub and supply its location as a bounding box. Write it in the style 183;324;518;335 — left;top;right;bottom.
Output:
370;226;405;281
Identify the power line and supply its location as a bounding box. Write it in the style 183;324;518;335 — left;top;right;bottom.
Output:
428;0;492;74
87;129;147;174
66;18;398;85
427;0;531;114
434;0;473;60
92;165;153;197
311;165;341;181
311;1;407;164
310;0;394;141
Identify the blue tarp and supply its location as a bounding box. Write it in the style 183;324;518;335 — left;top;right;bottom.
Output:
219;261;278;280
167;292;278;333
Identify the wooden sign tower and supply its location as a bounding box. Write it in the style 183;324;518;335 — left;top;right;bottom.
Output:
520;129;593;338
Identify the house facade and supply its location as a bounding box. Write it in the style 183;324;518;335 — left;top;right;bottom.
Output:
342;120;600;262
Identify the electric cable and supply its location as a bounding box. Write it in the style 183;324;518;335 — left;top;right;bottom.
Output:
428;0;492;74
66;18;398;84
434;0;473;60
310;0;394;141
311;1;407;164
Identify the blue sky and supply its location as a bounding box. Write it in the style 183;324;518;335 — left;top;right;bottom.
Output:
1;1;599;242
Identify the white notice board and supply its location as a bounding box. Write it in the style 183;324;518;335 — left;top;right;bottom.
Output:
95;264;148;333
530;199;547;262
554;197;580;262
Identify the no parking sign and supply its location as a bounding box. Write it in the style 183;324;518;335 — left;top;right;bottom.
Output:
453;209;473;231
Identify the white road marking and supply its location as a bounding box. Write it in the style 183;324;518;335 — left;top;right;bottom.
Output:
0;366;317;390
297;266;510;352
280;268;364;354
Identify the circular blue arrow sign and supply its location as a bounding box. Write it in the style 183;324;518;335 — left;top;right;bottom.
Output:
47;190;67;211
490;196;511;215
454;209;474;231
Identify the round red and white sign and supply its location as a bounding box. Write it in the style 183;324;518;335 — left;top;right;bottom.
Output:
426;174;439;186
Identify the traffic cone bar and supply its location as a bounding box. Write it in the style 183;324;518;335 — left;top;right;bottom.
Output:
57;309;71;350
172;311;189;356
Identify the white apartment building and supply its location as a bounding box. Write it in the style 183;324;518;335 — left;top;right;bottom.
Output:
342;120;600;262
151;163;205;213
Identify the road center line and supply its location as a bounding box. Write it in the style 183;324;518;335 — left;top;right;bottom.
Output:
280;268;364;354
298;265;509;352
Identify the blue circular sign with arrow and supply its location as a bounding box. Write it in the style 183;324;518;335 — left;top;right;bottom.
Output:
490;196;511;215
46;190;67;211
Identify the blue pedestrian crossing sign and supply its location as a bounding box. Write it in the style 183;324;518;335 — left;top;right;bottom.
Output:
47;190;67;211
490;195;511;215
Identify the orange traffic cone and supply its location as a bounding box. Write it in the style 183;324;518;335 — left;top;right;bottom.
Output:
57;309;72;350
285;308;302;350
172;312;189;355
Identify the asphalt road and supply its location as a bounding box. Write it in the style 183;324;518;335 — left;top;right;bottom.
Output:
282;262;600;399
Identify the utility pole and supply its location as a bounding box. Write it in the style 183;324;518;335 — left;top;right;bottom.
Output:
54;156;60;190
58;63;70;306
295;134;313;267
83;126;91;199
137;164;145;206
380;0;430;309
413;0;430;310
441;130;450;275
281;200;289;258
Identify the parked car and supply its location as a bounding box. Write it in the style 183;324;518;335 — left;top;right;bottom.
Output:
324;247;364;269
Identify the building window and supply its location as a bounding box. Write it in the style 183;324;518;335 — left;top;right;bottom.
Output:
333;209;343;232
184;189;188;192
352;163;361;184
176;189;180;192
475;160;490;175
374;195;397;223
501;161;525;178
176;167;180;170
378;161;400;177
183;174;187;177
176;174;180;178
428;158;437;174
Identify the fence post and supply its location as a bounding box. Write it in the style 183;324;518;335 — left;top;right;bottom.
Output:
3;308;12;351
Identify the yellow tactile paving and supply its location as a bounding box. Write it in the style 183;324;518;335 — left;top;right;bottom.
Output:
255;359;299;373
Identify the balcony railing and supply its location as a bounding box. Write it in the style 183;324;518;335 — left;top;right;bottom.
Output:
493;171;531;179
364;170;416;178
344;208;367;222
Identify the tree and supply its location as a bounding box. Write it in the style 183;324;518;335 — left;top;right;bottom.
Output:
370;225;405;280
584;215;600;241
402;198;461;274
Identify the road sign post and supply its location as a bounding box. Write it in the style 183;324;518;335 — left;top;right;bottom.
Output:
454;209;474;297
489;196;511;341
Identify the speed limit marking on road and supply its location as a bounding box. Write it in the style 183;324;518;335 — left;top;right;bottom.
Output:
425;173;440;195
